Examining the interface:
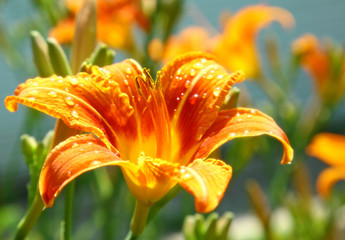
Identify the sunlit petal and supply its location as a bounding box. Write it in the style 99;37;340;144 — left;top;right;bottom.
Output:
39;134;131;207
177;159;232;213
316;167;345;198
161;52;245;158
307;133;345;167
5;60;144;152
196;108;293;164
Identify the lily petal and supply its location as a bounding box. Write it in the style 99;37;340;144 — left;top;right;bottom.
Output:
213;5;294;77
5;60;144;152
177;159;232;213
143;157;232;212
39;134;130;207
161;52;245;157
307;133;345;167
196;108;293;164
316;167;345;198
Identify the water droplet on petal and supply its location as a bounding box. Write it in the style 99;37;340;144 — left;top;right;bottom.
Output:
71;111;79;119
64;97;75;107
28;97;36;101
229;132;236;137
30;90;38;94
180;167;186;174
48;91;57;98
244;130;249;134
72;143;79;148
217;74;224;79
206;74;213;80
213;87;221;97
70;77;79;86
189;94;199;105
185;80;191;88
126;68;132;75
92;160;101;165
190;69;196;77
193;62;203;69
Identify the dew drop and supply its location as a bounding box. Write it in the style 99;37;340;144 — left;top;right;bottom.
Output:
213;87;221;97
244;130;249;134
250;109;256;114
28;97;36;101
206;74;213;80
124;79;129;86
92;160;101;165
180;167;186;174
71;143;79;148
71;111;79;119
65;97;75;107
189;94;199;105
193;62;203;69
70;77;79;86
230;132;236;137
217;74;224;79
183;173;191;180
190;69;196;77
202;92;207;98
48;91;57;98
185;80;191;88
176;97;180;101
125;68;132;75
30;90;38;94
67;171;71;177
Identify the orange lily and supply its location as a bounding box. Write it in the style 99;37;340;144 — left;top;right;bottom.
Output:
5;52;293;214
292;34;345;105
213;5;294;78
50;0;149;49
307;133;345;198
161;5;294;78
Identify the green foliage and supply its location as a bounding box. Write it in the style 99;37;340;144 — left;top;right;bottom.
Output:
21;131;53;205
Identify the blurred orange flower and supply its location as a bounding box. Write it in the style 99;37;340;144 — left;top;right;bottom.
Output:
292;34;345;105
213;5;294;78
5;52;293;213
161;5;294;78
307;133;345;198
50;0;149;49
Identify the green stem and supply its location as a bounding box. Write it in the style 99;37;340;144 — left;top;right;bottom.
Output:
63;181;76;240
124;231;137;240
14;192;44;240
127;200;150;239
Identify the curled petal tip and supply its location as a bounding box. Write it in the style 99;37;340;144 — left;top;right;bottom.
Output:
270;6;295;29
